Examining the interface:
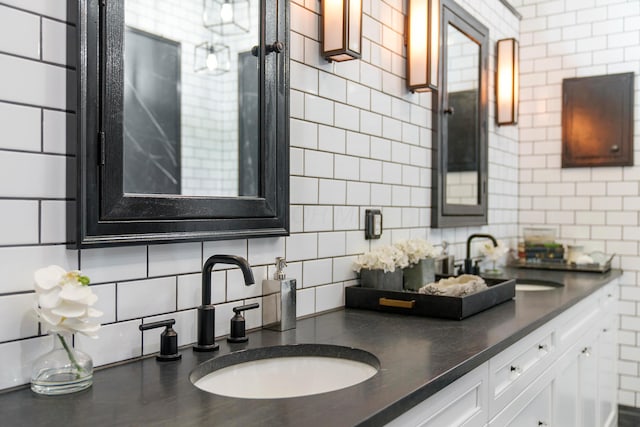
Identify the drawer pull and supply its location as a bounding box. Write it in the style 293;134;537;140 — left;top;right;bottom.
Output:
582;347;592;357
510;365;522;376
538;344;548;352
379;298;415;309
538;422;548;427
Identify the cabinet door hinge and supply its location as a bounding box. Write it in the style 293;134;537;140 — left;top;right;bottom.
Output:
98;132;105;166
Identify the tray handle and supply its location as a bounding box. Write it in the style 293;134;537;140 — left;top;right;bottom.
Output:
379;297;416;309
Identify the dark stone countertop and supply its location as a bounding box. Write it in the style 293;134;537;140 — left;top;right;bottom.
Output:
0;268;622;427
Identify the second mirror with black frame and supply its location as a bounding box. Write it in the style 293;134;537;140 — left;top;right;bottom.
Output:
73;0;289;247
432;0;489;227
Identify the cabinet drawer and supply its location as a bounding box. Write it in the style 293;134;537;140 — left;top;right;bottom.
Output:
386;362;489;427
489;369;553;427
488;325;555;418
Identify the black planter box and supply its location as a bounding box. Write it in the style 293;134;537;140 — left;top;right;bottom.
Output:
345;277;516;320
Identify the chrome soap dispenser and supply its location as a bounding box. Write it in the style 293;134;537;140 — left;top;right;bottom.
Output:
262;257;296;331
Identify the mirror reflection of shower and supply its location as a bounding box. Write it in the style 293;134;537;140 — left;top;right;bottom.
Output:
123;0;260;197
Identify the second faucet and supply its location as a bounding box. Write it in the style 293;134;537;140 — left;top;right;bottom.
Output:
464;234;498;275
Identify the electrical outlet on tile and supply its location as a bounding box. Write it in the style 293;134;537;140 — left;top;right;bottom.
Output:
365;209;383;240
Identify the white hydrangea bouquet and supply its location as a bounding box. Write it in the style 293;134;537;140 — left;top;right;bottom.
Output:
353;245;409;273
31;265;102;395
353;239;440;291
393;238;439;266
352;245;408;291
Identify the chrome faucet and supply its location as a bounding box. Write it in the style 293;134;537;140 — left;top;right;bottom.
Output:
194;255;255;352
465;234;498;275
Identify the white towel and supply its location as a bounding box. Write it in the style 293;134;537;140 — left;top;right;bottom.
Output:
418;274;488;297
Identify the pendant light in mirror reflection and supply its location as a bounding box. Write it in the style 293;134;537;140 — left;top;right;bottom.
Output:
496;38;519;125
406;0;439;92
203;0;251;35
194;41;231;74
322;0;362;61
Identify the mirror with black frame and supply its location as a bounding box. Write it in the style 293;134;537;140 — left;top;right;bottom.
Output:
432;0;488;227
73;0;289;247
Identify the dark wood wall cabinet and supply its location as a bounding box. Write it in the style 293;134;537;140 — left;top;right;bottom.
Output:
72;0;290;247
562;72;634;168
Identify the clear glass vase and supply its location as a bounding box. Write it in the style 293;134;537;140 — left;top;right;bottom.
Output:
30;332;93;395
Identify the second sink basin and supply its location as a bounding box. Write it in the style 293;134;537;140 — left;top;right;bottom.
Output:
190;344;380;399
515;279;563;292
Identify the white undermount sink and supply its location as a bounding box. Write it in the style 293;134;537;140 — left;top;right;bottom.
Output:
190;344;379;399
515;279;563;292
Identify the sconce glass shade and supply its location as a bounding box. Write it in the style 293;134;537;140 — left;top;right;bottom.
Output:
407;0;439;92
496;38;519;125
203;0;250;35
322;0;362;62
194;42;231;75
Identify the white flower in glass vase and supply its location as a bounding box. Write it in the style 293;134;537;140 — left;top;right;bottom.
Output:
31;265;102;395
34;265;102;336
480;240;510;273
393;238;439;266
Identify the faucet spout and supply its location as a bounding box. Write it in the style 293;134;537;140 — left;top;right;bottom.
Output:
464;234;498;275
202;254;255;305
195;254;255;352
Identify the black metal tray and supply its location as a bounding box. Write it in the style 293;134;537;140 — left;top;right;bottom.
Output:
345;277;516;320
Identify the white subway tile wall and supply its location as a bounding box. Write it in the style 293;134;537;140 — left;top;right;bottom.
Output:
511;0;640;407
0;0;518;391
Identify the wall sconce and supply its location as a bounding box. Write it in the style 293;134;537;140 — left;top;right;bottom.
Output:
406;0;440;92
496;38;519;125
203;0;250;35
322;0;362;62
194;42;231;74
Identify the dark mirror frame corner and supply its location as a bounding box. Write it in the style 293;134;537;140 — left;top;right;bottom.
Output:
431;0;489;228
71;0;290;248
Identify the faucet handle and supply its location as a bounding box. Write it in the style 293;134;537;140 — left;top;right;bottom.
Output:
139;319;182;361
228;303;260;343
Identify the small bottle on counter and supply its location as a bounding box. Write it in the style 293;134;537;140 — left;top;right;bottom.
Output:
435;241;455;276
262;257;296;331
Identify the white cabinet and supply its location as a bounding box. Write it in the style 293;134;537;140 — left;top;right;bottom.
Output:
599;319;617;427
553;327;600;427
488;280;617;427
580;334;599;427
489;361;554;427
386;363;489;427
552;281;618;427
506;383;551;427
487;324;555;419
386;279;618;427
553;341;580;427
599;287;619;427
